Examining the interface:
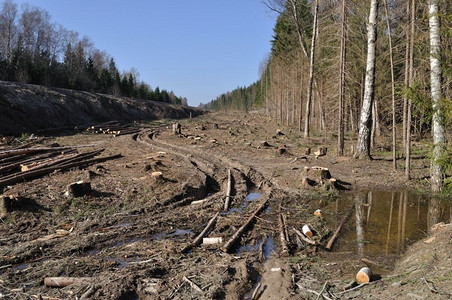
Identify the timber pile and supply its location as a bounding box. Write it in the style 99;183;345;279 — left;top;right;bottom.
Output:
86;121;140;137
0;145;122;190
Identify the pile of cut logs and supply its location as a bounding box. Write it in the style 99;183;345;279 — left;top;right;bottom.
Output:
0;145;121;190
86;121;140;137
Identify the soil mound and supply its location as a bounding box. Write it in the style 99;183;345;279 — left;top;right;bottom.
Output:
0;81;204;135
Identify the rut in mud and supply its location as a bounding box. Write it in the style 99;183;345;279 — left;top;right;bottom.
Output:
0;111;450;300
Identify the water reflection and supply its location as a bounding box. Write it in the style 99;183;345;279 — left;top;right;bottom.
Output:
326;190;450;256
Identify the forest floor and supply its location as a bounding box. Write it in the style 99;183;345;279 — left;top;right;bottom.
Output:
0;111;450;299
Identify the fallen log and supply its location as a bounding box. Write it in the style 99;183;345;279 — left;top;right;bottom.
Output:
44;277;91;288
182;276;202;293
0;147;72;159
221;200;267;253
223;169;232;212
325;203;355;250
181;211;220;253
278;213;289;257
302;225;313;237
356;267;372;284
202;237;223;245
293;228;318;245
0;153;122;189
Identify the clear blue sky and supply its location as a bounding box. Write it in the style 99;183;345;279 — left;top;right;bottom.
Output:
14;0;276;107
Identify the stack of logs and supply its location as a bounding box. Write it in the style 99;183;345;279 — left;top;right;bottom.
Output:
86;121;140;137
0;145;121;190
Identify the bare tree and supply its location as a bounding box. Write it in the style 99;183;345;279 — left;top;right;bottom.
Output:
303;0;319;139
383;0;397;169
355;0;379;159
338;0;347;155
0;0;18;61
429;0;445;192
405;0;415;179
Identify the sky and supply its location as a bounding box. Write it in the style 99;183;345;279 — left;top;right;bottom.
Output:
13;0;277;107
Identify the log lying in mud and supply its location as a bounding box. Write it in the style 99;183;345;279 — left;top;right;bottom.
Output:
181;211;220;253
44;277;91;287
325;203;355;250
356;267;372;284
278;212;289;257
221;200;267;253
293;227;318;245
223;169;232;212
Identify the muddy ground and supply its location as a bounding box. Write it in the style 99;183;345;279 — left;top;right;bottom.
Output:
0;111;450;299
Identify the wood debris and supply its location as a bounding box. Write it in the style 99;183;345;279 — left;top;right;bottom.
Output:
86;121;140;137
0;145;121;190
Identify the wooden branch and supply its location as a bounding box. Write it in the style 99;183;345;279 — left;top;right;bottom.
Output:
183;276;203;293
44;277;91;287
221;200;268;253
293;228;318;246
223;169;232;212
278;213;289;257
181;211;220;253
325;203;355;250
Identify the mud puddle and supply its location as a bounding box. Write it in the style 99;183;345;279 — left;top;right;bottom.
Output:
324;190;451;256
225;191;262;214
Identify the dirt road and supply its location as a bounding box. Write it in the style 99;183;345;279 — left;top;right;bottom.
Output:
0;111;450;299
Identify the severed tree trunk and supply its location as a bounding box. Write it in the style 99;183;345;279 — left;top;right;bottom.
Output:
303;0;319;139
338;0;347;156
355;0;379;159
429;0;445;192
383;0;397;169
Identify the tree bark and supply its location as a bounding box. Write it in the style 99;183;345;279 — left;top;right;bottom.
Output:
405;0;415;180
355;0;379;159
338;0;347;156
429;0;445;192
303;0;319;139
383;0;397;169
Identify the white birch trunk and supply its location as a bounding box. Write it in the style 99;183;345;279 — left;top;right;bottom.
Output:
303;0;319;139
355;0;379;159
429;0;445;192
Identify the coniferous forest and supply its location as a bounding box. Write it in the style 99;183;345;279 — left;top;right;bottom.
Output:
204;0;451;192
0;0;187;105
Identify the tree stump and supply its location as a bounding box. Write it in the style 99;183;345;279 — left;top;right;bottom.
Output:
276;147;287;155
301;166;332;187
66;181;91;198
172;123;181;134
0;196;13;218
314;146;327;157
151;171;164;182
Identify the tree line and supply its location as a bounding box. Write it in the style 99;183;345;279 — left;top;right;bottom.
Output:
0;0;187;105
205;0;451;193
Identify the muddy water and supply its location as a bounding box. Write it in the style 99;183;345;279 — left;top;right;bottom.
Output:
324;190;451;257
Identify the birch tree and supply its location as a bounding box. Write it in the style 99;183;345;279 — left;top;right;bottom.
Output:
429;0;445;192
355;0;379;159
303;0;318;138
